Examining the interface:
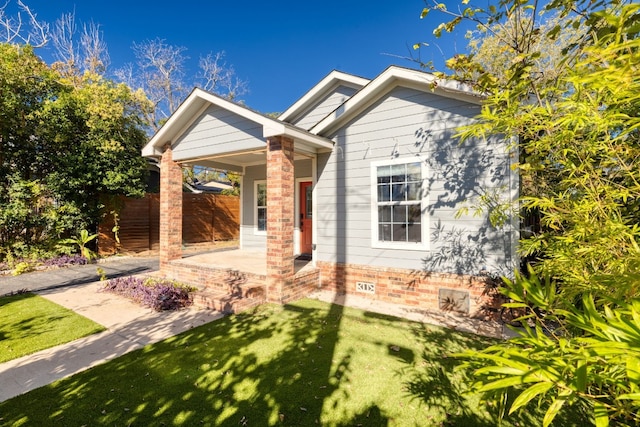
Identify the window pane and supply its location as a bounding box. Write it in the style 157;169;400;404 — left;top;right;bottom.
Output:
305;186;312;219
257;207;267;231
378;205;391;222
378;184;390;202
391;183;405;201
379;224;391;241
392;224;406;241
391;164;406;182
392;205;407;223
407;162;421;181
377;166;391;184
408;204;422;223
257;183;266;206
407;183;421;201
407;223;421;242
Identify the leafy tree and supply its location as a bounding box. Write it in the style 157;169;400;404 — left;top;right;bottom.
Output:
38;71;151;227
418;0;640;425
0;42;151;259
0;43;58;180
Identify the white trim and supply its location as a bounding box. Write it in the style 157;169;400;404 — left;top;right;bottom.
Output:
370;157;429;251
254;180;267;235
295;176;313;255
311;156;317;266
278;70;370;123
509;136;520;275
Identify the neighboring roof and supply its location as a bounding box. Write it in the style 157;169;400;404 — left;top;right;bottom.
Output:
309;65;482;137
278;70;370;124
142;88;333;159
183;179;233;194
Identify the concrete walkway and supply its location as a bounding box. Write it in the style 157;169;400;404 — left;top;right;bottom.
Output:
0;258;223;403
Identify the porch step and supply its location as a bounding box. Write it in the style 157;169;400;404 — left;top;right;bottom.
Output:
193;284;266;314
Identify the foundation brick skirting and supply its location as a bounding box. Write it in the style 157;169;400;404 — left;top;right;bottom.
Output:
157;259;320;309
317;261;494;318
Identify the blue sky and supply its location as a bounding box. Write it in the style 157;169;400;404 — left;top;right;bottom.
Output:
27;1;471;113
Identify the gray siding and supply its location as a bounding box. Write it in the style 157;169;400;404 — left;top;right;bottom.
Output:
315;86;517;277
173;105;265;161
240;159;314;250
290;85;359;130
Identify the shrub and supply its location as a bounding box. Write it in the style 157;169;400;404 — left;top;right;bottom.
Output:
100;276;194;311
12;261;33;276
42;254;89;268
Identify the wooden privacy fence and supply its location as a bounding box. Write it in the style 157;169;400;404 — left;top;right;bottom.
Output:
98;193;239;255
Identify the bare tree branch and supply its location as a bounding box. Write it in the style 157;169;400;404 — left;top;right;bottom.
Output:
52;11;77;66
81;21;109;74
0;0;49;47
197;50;248;101
130;38;189;130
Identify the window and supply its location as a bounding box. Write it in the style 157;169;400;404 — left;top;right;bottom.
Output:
255;181;267;233
371;159;427;249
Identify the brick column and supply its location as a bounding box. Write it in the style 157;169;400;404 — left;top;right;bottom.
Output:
159;144;183;265
266;136;295;303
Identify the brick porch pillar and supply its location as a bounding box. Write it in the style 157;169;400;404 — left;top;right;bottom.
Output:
266;136;295;303
159;144;182;266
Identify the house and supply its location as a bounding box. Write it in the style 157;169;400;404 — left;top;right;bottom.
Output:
141;65;518;317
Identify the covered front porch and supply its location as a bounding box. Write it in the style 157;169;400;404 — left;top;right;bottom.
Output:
141;89;333;307
181;247;316;277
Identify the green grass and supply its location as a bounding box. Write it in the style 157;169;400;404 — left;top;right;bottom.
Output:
0;293;105;363
0;299;581;426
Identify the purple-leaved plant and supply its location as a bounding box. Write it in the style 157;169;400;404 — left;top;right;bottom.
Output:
100;276;194;311
42;254;88;267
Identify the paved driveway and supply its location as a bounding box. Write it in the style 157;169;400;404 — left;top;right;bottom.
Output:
0;256;159;296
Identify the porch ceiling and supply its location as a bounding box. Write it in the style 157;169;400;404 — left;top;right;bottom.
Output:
179;148;313;173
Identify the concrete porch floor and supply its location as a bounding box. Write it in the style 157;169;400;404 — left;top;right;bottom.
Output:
180;247;314;276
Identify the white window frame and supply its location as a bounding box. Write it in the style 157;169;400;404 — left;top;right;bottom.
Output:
254;180;267;235
370;157;429;250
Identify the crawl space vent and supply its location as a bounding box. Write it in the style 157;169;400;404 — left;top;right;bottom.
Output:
438;288;469;314
356;282;376;294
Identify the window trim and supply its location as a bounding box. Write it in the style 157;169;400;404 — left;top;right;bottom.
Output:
254;180;267;235
370;158;429;250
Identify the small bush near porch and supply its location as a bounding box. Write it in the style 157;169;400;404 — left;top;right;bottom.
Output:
0;299;581;426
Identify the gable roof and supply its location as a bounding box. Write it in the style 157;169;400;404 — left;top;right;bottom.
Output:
309;65;482;137
142;88;333;158
278;70;370;124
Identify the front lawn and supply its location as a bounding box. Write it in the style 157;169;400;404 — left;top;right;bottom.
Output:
0;299;578;426
0;293;105;363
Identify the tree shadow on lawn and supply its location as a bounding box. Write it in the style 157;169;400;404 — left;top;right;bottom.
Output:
0;297;398;426
2;298;560;426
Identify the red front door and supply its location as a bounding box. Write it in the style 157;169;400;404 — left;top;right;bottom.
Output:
300;181;313;255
